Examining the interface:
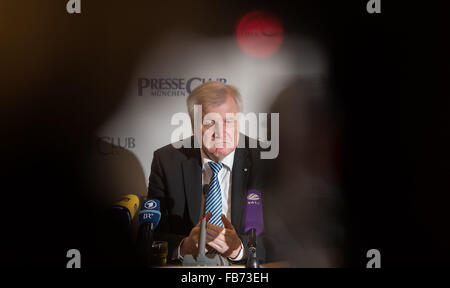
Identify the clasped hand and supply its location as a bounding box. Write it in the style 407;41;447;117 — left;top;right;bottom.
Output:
181;212;243;259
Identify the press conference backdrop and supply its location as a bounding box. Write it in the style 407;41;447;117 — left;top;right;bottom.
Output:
96;30;326;186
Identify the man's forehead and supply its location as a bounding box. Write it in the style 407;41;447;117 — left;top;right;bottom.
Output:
202;94;239;111
203;111;238;117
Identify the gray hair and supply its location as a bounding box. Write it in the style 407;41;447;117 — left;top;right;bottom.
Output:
186;81;242;121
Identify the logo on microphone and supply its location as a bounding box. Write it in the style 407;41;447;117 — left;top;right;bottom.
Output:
144;200;157;210
247;193;260;201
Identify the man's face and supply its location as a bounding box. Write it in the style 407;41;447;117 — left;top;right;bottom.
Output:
200;94;240;162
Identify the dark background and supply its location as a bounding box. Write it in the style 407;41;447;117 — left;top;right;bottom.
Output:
0;0;448;267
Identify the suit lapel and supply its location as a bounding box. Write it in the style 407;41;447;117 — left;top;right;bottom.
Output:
181;146;202;226
231;146;251;234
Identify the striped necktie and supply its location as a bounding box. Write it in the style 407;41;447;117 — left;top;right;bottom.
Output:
205;161;224;227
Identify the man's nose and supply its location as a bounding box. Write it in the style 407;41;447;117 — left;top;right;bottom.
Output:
213;121;226;139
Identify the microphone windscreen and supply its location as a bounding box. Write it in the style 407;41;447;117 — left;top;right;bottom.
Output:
139;198;161;228
203;184;210;197
112;194;140;224
243;189;264;235
201;184;210;217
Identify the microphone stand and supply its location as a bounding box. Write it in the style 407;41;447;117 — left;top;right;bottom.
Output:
246;228;260;268
182;184;230;266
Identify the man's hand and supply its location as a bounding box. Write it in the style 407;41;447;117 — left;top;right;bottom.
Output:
205;214;243;259
180;212;212;257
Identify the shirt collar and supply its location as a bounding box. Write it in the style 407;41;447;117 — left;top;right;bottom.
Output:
201;148;235;171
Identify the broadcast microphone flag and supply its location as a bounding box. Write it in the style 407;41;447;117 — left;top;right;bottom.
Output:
243;189;264;235
139;198;161;227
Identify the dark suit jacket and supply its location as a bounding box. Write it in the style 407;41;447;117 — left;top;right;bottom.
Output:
148;134;268;264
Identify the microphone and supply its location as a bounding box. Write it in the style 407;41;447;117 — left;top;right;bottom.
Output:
111;194;140;226
243;189;264;268
197;184;210;264
137;198;161;266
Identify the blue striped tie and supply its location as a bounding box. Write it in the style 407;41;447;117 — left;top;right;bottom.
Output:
205;162;224;227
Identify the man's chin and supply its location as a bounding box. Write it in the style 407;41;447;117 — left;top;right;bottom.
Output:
214;147;234;157
203;144;235;160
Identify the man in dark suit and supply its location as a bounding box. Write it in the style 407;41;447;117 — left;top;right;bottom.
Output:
148;81;268;264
